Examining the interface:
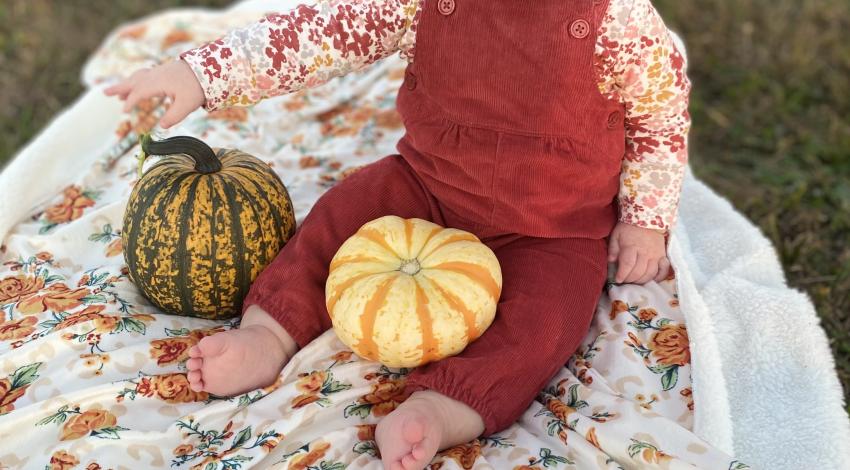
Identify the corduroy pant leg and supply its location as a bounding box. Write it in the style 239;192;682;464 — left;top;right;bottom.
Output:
405;235;608;435
242;155;441;348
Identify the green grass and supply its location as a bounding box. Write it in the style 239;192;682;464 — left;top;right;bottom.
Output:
1;0;848;407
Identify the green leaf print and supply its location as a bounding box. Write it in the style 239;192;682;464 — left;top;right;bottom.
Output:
10;362;43;389
661;367;678;391
231;426;252;449
319;462;347;470
353;440;378;457
91;426;129;439
344;403;372;419
166;327;191;336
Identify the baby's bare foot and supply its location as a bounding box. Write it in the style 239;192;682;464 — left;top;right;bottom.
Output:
375;390;485;470
185;305;298;396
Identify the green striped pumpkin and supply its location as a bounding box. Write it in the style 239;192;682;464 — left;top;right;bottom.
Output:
122;135;296;319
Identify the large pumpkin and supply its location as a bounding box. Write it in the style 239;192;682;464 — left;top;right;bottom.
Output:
122;135;296;319
326;216;502;367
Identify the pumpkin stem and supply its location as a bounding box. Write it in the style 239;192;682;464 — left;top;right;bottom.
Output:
136;135;148;179
140;134;223;174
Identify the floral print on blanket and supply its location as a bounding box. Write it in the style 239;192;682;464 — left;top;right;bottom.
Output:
0;6;748;470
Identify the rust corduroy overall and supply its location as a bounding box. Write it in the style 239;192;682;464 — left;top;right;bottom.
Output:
244;0;625;434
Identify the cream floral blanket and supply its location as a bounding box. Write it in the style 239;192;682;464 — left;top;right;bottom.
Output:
0;3;766;469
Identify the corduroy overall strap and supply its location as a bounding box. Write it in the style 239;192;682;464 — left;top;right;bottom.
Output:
408;0;611;137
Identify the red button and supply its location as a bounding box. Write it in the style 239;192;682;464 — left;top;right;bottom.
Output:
569;19;590;39
438;0;455;16
607;110;622;129
405;70;417;90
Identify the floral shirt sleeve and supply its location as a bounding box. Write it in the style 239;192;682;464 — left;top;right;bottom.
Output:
596;0;692;234
180;0;421;110
181;0;690;234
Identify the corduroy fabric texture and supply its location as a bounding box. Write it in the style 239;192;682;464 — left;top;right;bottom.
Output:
396;0;624;239
243;155;608;434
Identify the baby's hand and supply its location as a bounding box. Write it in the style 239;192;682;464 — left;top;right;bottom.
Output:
103;60;205;129
607;222;670;284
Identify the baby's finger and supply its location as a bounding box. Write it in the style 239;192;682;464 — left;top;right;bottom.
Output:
623;253;649;284
607;235;620;262
103;81;130;97
123;85;161;113
654;257;671;282
158;97;196;129
637;258;659;285
615;246;638;283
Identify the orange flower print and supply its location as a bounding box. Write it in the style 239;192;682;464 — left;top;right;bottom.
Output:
362;379;411;417
55;305;108;330
299;156;321;169
330;351;353;363
151;373;208;404
134;377;155;398
44;186;96;225
208;107;248;122
35;251;53;262
92;315;119;333
436;440;482;469
173;443;194;456
161;29;193;49
105;238;123;258
650;324;690;366
261;436;280;453
0;274;44;304
60;409;118;441
356;424;376;441
680;387;694;411
118;24;147;39
641;447;672;464
49;450;79;470
586;427;601;450
637;308;658;322
0;378;27;414
296;370;327;394
0;316;37;341
609;299;628;320
289;441;331;470
17;283;90;315
291;394;321;409
86;464;102;470
149;337;195;366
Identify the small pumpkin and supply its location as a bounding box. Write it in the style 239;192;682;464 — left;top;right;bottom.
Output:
122;134;296;319
326;216;502;367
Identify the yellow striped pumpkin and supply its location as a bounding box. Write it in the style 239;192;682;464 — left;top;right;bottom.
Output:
122;135;296;319
326;216;502;367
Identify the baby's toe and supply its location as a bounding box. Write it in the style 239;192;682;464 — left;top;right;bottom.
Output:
402;416;426;445
401;454;420;469
197;334;228;358
188;345;202;358
186;357;203;371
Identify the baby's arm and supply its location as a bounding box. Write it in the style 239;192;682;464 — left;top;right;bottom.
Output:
606;0;692;283
106;0;419;127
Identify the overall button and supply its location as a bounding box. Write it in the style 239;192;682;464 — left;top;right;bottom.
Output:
569;19;590;39
405;70;417;90
607;110;622;129
438;0;455;16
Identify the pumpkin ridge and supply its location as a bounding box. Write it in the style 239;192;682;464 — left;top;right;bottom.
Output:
123;167;182;282
404;219;414;258
329;255;385;271
221;182;250;311
357;275;398;361
414;279;439;364
326;271;380;317
128;170;196;309
208;177;220;311
427;262;501;302
224;165;286;247
357;227;401;259
176;175;203;315
424;275;480;341
222;172;271;269
413;226;444;259
418;234;480;262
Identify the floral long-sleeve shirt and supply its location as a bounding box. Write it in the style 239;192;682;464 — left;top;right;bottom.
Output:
181;0;691;234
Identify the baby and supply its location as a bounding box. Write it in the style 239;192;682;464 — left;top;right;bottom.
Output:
106;0;690;468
